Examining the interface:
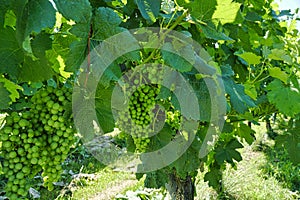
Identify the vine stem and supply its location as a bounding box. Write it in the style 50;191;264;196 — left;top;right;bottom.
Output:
142;9;189;64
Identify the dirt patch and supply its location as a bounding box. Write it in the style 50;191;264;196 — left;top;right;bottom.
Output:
89;179;138;200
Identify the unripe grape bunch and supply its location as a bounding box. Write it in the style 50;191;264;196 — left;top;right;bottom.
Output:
116;65;172;152
0;85;77;199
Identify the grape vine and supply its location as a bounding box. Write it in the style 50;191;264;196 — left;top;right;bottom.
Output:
0;0;299;199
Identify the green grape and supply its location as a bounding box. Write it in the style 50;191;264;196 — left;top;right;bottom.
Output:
116;66;164;153
1;85;77;199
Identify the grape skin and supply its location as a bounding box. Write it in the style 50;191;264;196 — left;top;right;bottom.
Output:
0;86;77;199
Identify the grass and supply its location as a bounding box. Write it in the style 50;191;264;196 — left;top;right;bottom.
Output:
69;169;136;200
194;123;299;200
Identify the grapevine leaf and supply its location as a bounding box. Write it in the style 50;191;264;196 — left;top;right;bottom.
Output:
267;79;300;117
243;82;257;100
204;167;222;189
135;0;161;23
190;78;212;122
65;39;88;72
148;124;174;151
215;139;243;165
31;32;52;58
161;42;194;72
199;24;234;41
0;77;22;103
212;0;241;24
245;11;262;22
55;0;92;38
177;0;217;22
54;0;92;24
268;49;292;64
223;79;256;113
0;1;10;27
221;65;256;113
95;84;115;133
169;139;201;178
24;0;56;38
160;71;205;121
54;0;92;72
221;64;235;77
268;67;289;84
235;52;261;65
144;169;169;189
0;82;11;110
235;123;255;145
92;7;125;40
18;56;54;82
72;91;97;142
0;27;23;76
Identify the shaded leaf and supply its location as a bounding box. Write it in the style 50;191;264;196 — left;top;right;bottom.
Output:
0;27;23;76
223;78;256;113
215;139;243;165
135;0;161;23
23;0;56;38
92;7;125;40
18;56;54;82
95;84;115;133
236;123;255;144
0;82;12;110
161;42;194;72
199;24;233;41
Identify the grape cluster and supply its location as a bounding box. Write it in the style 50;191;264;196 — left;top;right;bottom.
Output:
0;86;77;199
116;66;163;152
166;110;182;131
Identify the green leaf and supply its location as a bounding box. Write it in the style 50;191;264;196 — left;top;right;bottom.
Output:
215;139;243;165
212;0;241;24
204;167;222;189
169;139;201;178
144;169;169;189
54;0;92;39
95;84;115;133
243;82;257;100
268;49;292;64
54;0;91;24
199;24;233;41
235;52;261;65
31;32;52;58
18;56;54;82
0;77;22;103
267;80;300;117
64;39;87;72
235;123;255;145
268;67;289;84
177;0;217;22
0;27;23;75
92;7;125;40
190;78;212;122
0;1;11;27
135;0;161;23
0;82;11;110
161;42;194;72
223;77;256;113
24;0;56;38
